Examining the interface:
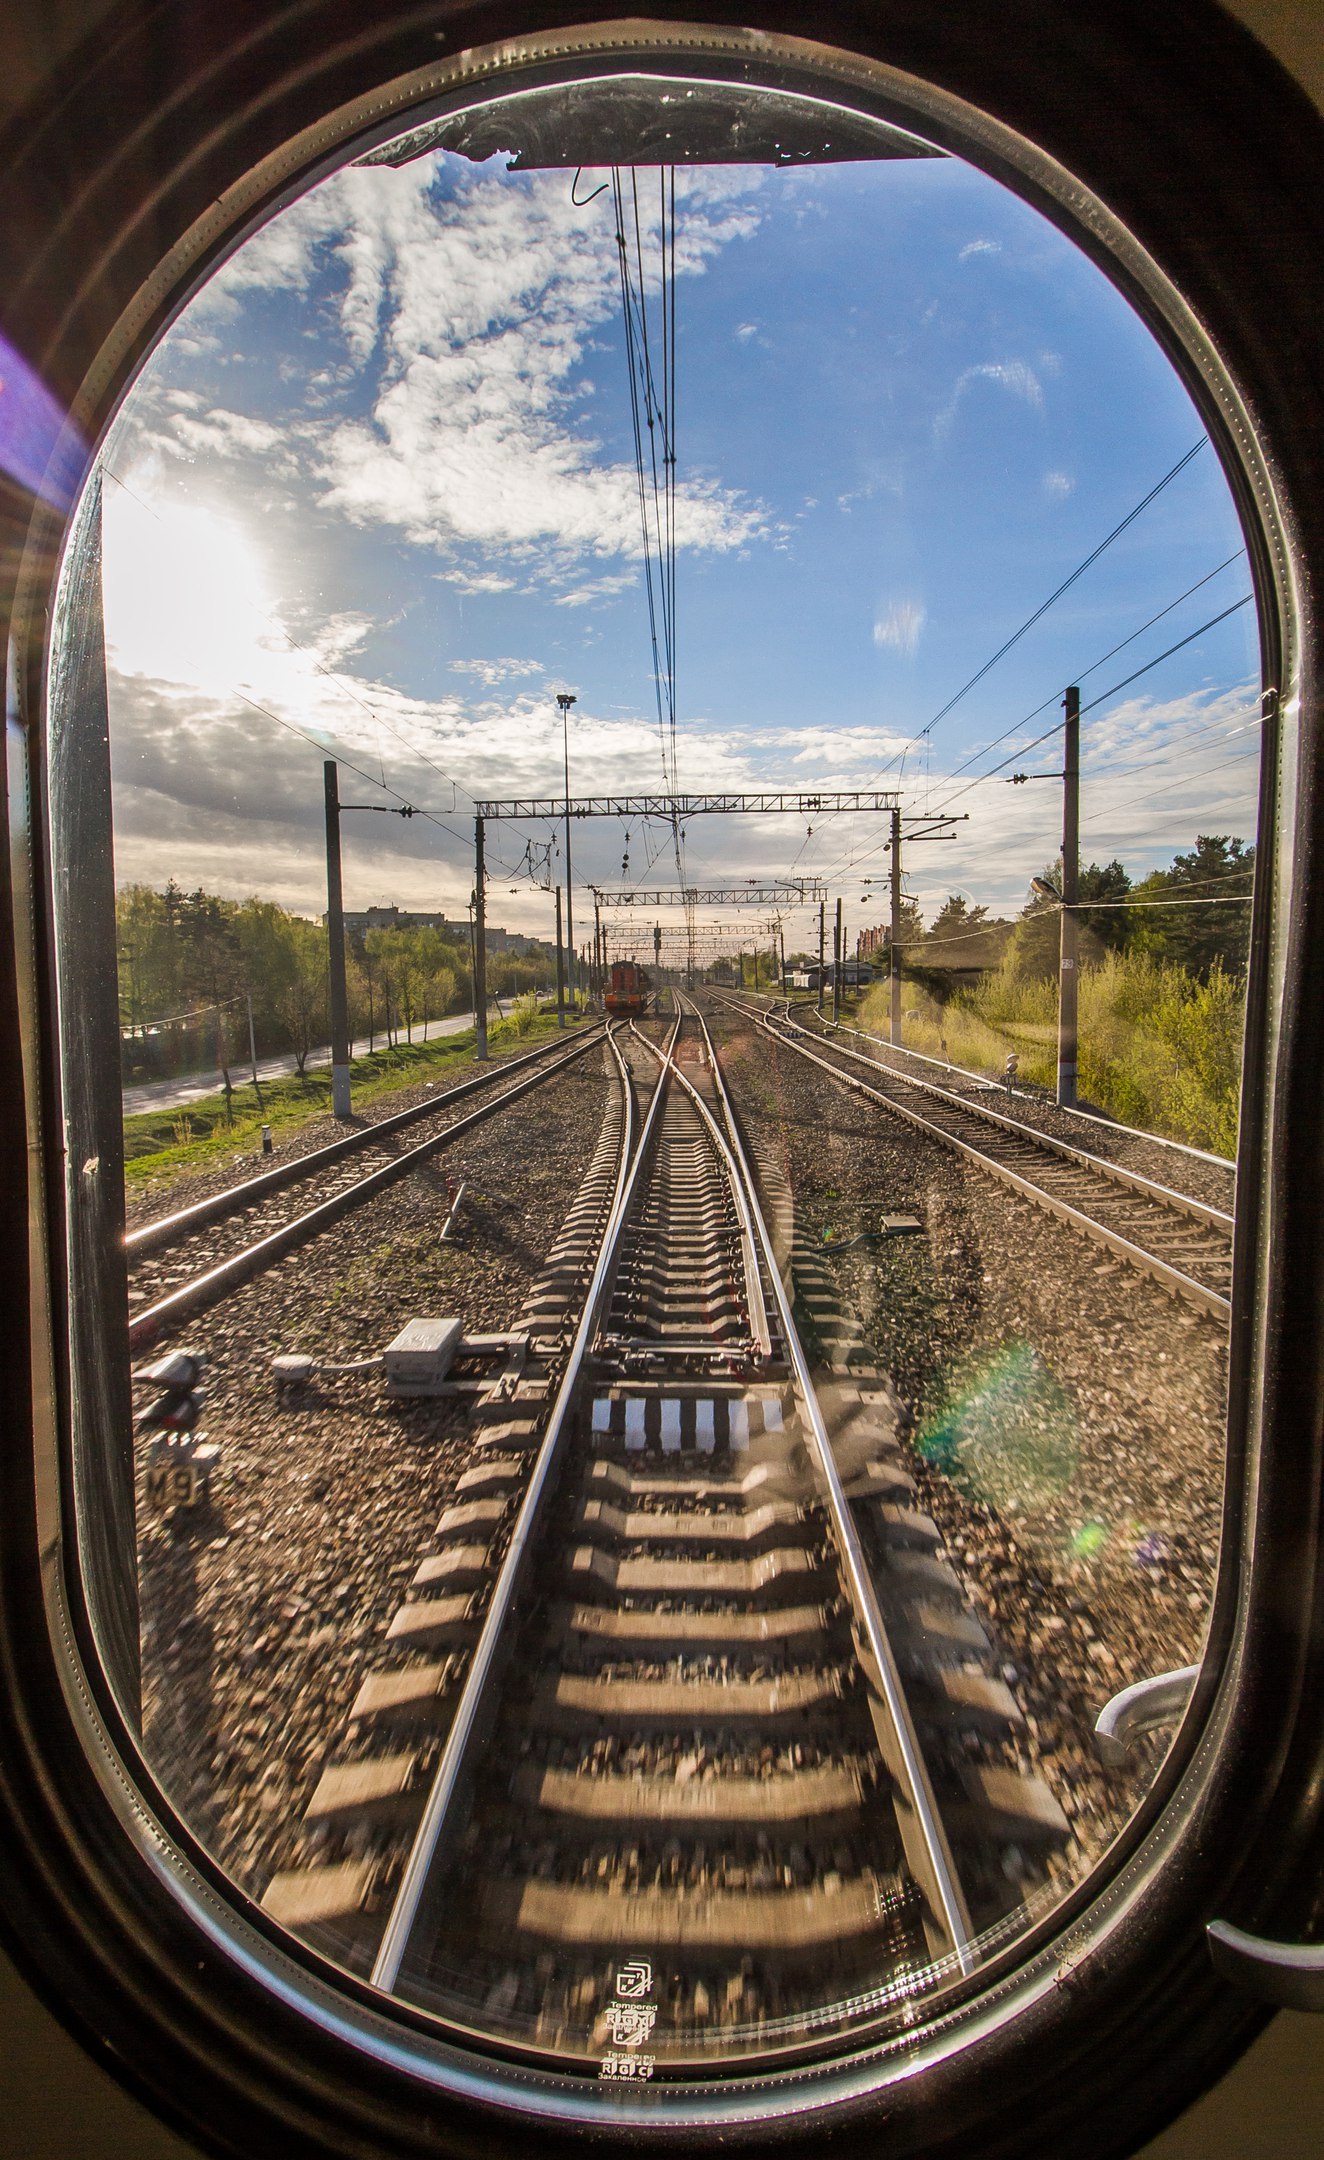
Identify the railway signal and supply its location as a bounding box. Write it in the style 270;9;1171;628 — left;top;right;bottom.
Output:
134;1349;216;1512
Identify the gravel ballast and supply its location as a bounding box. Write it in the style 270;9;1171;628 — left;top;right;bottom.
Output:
712;1004;1226;1884
136;1051;612;1894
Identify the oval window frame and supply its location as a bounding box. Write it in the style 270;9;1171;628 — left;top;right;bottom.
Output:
2;7;1322;2155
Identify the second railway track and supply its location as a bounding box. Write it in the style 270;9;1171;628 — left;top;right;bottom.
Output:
127;1022;607;1347
261;998;1070;2071
723;997;1233;1323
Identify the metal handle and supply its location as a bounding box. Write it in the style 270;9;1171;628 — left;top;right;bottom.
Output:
1208;1920;1324;2011
1093;1665;1198;1766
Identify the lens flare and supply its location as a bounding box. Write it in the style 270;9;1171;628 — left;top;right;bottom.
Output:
917;1342;1077;1514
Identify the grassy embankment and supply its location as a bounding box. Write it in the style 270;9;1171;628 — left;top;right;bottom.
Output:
855;951;1244;1158
122;995;581;1187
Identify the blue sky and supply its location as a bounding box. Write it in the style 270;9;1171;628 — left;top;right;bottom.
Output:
99;113;1260;958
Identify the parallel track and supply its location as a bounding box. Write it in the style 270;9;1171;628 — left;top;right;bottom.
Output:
724;998;1233;1322
127;1023;607;1347
262;1003;1069;2070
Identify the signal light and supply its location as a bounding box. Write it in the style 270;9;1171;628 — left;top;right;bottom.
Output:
134;1348;206;1432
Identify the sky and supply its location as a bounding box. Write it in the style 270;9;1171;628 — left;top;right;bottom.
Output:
95;87;1262;960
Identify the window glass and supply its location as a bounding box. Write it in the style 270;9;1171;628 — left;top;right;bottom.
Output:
49;67;1260;2077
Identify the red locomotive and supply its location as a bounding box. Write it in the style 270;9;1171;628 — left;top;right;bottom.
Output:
605;958;651;1017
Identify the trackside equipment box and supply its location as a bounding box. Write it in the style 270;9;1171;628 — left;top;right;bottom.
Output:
384;1318;464;1396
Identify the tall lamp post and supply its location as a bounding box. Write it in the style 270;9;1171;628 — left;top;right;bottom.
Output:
557;691;577;1014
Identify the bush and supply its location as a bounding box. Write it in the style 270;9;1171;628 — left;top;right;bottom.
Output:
857;949;1244;1156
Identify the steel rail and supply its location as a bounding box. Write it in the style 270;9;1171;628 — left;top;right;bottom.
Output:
670;994;976;1971
127;1026;609;1349
738;1003;1231;1323
628;1021;773;1360
769;1006;1233;1231
371;1016;680;1993
128;1022;607;1258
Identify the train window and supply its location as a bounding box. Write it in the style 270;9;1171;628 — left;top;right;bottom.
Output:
6;8;1321;2156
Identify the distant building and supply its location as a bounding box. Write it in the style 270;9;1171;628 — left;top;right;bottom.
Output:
337;904;543;956
785;961;874;990
857;924;889;958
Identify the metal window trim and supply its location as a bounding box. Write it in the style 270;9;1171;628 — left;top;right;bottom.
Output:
0;5;1320;2155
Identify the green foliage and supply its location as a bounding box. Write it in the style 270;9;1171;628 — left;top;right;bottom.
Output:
1128;834;1254;978
117;883;557;1078
122;1012;573;1186
859;947;1244;1155
500;990;542;1038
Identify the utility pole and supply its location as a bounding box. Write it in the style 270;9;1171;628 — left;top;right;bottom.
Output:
594;898;602;1004
246;989;264;1110
890;806;903;1046
818;900;825;1014
778;921;786;992
324;761;352;1119
1058;685;1081;1108
555;885;566;1028
832;897;842;1025
557;692;577;1012
474;813;488;1061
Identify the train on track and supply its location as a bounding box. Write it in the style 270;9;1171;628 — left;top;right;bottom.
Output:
604;957;651;1017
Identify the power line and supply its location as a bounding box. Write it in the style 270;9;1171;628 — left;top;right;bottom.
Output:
1080;595;1253;714
1080;747;1260;827
939;550;1245;788
915;438;1208;741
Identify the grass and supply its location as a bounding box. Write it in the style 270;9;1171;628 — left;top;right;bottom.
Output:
856;950;1245;1158
122;1009;584;1186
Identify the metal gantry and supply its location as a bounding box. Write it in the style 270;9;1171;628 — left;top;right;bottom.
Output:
474;791;902;819
591;884;825;907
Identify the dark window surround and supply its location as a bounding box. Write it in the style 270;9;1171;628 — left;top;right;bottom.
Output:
1;5;1322;2155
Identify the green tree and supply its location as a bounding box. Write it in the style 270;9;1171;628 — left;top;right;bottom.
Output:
177;888;245;1103
1130;834;1255;978
272;915;328;1076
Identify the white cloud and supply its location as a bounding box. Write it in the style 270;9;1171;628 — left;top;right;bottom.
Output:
167;408;291;463
202;157;771;572
450;655;543;685
873;599;926;658
734;321;758;341
1043;470;1073;500
959;238;1001;262
935;360;1045;442
439;567;516;594
553;570;638;608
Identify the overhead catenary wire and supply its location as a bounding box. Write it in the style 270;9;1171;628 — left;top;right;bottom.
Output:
938;550;1247;788
913;437;1208;743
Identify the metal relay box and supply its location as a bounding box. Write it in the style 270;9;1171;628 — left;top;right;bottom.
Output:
383;1318;464;1396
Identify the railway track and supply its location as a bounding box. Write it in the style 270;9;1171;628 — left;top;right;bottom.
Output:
262;1002;1068;2072
721;997;1233;1323
127;1022;607;1347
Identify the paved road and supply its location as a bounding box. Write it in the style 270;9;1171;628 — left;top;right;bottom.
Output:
121;1004;515;1116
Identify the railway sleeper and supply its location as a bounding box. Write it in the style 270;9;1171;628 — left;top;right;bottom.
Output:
587;1457;790;1500
486;1873;903;1951
570;1546;828;1598
575;1499;803;1544
561;1601;829;1649
301;1749;425;1834
513;1761;866;1824
349;1660;456;1727
537;1670;847;1724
